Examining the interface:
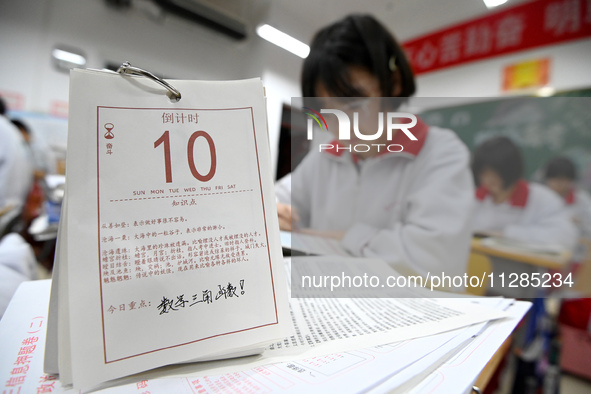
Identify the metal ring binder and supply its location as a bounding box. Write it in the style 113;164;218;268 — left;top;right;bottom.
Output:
117;61;181;102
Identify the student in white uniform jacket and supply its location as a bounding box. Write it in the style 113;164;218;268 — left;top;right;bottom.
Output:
544;156;591;239
471;137;578;252
0;113;33;210
276;15;475;279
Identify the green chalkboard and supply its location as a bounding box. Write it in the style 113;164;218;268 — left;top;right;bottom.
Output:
419;92;591;191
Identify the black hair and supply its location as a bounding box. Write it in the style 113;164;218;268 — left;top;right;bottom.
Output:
544;156;577;180
11;119;31;135
472;136;523;189
301;14;416;98
0;97;5;115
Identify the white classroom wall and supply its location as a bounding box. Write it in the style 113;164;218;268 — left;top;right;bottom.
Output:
0;0;274;111
415;39;591;98
0;0;304;170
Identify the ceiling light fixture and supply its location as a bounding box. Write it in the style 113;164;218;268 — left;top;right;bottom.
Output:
51;46;87;72
52;48;86;66
256;24;310;59
483;0;508;9
537;86;556;97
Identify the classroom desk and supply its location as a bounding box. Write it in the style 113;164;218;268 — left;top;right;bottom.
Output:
471;238;568;270
573;238;591;295
0;205;13;217
0;204;19;236
472;337;512;393
469;238;573;298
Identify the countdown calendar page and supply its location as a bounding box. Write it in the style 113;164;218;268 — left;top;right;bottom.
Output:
50;70;288;389
97;105;277;361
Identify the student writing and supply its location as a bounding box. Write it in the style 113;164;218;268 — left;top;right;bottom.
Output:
275;14;475;278
471;136;578;251
544;156;591;239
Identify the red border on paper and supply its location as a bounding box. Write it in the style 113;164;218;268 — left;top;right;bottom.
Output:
96;106;279;363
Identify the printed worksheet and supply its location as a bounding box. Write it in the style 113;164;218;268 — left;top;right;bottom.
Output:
2;281;526;394
46;69;289;389
84;260;510;390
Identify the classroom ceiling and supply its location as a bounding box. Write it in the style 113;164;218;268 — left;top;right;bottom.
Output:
268;0;533;42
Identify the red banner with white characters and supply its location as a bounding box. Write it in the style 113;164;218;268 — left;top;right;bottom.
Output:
402;0;591;74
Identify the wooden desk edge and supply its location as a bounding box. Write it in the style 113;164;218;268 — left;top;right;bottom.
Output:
472;336;512;392
471;239;567;270
0;204;17;217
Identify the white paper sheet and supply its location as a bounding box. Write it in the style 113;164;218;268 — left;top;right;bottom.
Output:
84;282;509;390
0;280;74;394
281;231;350;256
406;300;531;394
1;280;521;394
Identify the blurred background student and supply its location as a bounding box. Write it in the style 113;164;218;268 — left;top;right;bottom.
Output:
0;98;34;215
0;97;37;318
11;118;56;181
544;156;591;239
471;136;578;252
10;119;49;228
275;14;475;279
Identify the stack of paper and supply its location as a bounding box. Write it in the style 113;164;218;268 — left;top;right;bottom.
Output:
0;268;529;393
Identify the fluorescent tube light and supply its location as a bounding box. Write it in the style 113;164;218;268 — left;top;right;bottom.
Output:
51;48;86;66
537;86;555;97
256;24;310;59
483;0;508;8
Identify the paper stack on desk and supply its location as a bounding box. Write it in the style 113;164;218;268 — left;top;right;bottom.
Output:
0;268;529;394
0;68;531;393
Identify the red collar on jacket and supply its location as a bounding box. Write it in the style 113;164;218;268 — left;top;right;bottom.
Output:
322;118;429;160
475;179;529;208
565;189;575;205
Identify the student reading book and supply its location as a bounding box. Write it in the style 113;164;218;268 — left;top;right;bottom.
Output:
275;14;475;278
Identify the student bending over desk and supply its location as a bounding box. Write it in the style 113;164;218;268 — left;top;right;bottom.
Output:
543;156;591;239
275;14;475;279
471;136;578;252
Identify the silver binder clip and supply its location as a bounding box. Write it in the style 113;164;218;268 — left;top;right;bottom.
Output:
117;61;182;102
